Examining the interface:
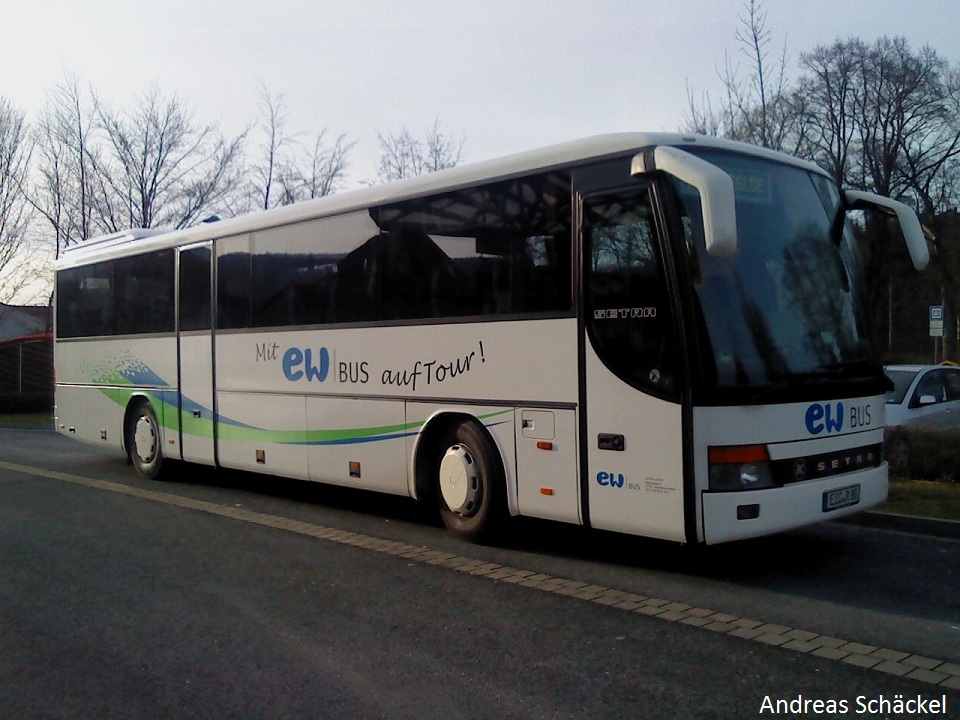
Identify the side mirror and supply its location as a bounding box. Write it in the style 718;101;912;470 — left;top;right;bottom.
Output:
632;146;738;258
918;394;938;406
844;190;929;270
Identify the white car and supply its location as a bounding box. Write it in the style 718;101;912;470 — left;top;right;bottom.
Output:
884;364;960;429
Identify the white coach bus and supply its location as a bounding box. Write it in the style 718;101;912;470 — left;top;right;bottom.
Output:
54;133;928;544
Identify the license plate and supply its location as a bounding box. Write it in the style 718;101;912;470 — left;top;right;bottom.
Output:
822;484;861;512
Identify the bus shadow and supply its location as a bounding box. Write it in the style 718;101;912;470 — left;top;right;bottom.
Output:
160;460;423;524
501;516;830;580
153;460;958;627
503;515;960;626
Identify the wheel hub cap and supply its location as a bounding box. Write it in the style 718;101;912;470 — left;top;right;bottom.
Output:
439;444;480;516
134;416;157;464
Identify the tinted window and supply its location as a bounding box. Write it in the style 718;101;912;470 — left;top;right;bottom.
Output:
374;172;572;319
680;149;874;393
57;263;114;338
179;246;212;331
216;212;381;330
216;236;253;330
57;250;175;338
215;173;572;330
584;187;679;399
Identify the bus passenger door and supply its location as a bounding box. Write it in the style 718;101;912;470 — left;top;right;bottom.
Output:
177;242;217;465
581;187;687;542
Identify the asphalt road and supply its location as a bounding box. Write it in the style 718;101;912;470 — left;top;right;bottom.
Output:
2;427;958;719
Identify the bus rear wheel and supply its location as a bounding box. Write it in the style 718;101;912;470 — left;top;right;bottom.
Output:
435;420;506;544
126;400;165;479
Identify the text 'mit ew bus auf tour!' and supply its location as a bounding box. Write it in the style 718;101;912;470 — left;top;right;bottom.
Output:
54;133;928;545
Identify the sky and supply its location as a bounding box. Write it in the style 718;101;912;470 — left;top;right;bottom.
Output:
4;0;958;189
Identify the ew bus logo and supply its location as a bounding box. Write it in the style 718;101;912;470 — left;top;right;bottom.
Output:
596;471;625;488
805;402;844;435
282;347;330;382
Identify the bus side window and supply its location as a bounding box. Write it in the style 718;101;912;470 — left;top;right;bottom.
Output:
57;266;113;338
373;171;572;320
56;251;174;338
179;246;212;332
216;247;252;329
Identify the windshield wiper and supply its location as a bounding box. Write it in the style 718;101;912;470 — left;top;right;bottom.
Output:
746;374;833;403
816;360;871;374
746;362;884;402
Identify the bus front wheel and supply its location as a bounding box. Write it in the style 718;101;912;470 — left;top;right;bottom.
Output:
434;420;506;543
126;400;165;479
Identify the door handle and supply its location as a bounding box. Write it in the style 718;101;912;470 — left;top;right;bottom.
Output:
598;433;624;451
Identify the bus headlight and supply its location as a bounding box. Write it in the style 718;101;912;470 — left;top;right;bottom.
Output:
708;445;776;491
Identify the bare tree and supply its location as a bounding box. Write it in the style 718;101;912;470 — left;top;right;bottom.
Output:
791;37;960;358
686;10;960;361
794;38;960;212
93;85;246;231
0;97;34;301
683;0;795;151
250;82;291;211
683;84;724;136
794;39;864;186
247;84;355;210
276;130;355;204
32;77;245;246
31;75;98;255
731;0;792;148
375;126;423;182
423;118;465;173
860;40;960;207
0;239;52;306
374;119;464;182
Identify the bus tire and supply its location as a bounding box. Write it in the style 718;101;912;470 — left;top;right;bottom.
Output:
434;419;507;544
126;399;165;480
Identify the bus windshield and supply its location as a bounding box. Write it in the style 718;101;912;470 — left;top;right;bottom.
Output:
676;149;877;398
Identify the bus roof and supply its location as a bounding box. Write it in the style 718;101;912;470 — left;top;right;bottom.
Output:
57;132;827;269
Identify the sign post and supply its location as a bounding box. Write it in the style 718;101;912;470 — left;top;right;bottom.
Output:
930;305;944;363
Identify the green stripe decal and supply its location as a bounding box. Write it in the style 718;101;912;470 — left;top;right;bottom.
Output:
99;376;512;447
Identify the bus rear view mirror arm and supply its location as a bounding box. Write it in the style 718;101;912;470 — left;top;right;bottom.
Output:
844;189;929;271
631;146;738;258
